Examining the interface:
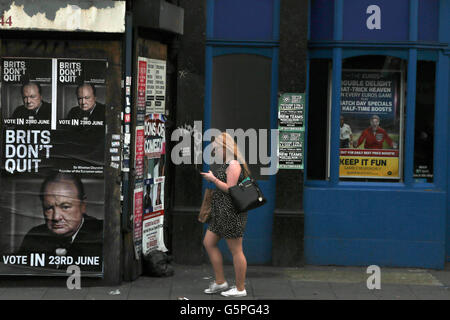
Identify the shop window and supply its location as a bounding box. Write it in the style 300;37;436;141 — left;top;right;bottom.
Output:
211;54;272;180
413;61;435;183
307;58;331;180
339;55;406;181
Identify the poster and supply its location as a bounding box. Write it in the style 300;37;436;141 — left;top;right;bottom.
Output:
144;114;166;159
133;187;143;258
141;113;167;255
278;93;305;131
0;57;107;275
137;57;166;115
277;93;305;170
135;126;145;181
142;209;168;255
278;131;304;169
339;69;402;179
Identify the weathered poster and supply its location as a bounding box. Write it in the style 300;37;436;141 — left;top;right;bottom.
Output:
144;114;166;159
142;209;168;255
137;57;166;115
152;59;166;115
339;69;402;179
0;58;106;276
135;126;145;181
137;58;147;115
133;187;143;258
141;113;167;255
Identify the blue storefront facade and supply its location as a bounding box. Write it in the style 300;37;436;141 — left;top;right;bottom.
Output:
305;0;450;268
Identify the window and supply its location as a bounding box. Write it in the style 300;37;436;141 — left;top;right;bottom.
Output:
413;61;435;183
306;58;331;180
211;53;272;180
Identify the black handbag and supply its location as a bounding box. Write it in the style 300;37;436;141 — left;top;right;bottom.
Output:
228;177;267;213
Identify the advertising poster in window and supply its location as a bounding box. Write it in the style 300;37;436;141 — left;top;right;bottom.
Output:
0;57;106;276
339;69;402;179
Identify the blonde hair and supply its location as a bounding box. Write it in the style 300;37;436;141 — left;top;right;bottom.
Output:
214;132;250;178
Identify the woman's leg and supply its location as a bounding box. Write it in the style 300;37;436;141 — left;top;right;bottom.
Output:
226;237;247;291
203;230;225;284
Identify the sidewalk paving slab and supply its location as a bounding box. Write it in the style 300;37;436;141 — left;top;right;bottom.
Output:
42;287;89;300
371;284;418;300
407;285;450;300
0;287;48;300
328;282;378;300
290;281;336;300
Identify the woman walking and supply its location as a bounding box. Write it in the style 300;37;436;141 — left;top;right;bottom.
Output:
200;132;250;297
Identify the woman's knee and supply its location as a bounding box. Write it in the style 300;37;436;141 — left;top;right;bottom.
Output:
203;231;219;250
203;238;213;250
226;238;244;256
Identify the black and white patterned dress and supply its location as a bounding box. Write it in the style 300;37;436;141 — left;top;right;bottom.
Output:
208;163;247;239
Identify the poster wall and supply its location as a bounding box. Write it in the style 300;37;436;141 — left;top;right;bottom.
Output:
339;69;403;179
0;57;107;275
134;56;168;258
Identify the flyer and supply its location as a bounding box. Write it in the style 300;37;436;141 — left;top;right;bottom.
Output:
137;57;166;115
278;93;305;131
133;187;144;259
142;209;168;255
135;126;145;181
277;93;305;170
278;131;304;169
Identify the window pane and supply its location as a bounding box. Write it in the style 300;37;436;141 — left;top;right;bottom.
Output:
211;54;272;180
413;61;435;182
307;59;330;180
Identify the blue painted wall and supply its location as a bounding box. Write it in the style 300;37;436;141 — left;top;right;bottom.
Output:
305;0;449;269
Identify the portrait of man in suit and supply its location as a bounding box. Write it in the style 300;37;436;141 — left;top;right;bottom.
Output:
17;172;103;271
11;82;51;122
66;83;105;122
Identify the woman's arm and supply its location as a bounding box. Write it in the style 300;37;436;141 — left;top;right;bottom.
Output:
200;160;242;193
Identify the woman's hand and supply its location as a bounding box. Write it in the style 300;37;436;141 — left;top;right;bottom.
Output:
200;170;217;183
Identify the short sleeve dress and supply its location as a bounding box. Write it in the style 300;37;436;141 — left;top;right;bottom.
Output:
207;162;248;239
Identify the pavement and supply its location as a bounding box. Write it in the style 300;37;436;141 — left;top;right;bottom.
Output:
1;264;450;300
